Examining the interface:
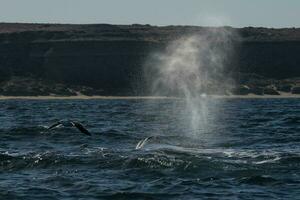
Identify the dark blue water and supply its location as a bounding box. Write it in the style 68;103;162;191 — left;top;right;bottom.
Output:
0;98;299;199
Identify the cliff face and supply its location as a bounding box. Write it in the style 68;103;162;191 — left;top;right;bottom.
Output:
237;41;300;78
0;23;300;95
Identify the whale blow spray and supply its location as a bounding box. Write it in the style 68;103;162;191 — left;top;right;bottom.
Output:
145;28;236;136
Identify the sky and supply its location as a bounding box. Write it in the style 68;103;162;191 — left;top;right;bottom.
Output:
0;0;299;28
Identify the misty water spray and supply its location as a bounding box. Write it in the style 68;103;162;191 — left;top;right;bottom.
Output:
145;28;236;137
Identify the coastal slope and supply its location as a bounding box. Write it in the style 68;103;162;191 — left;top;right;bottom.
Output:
0;23;300;96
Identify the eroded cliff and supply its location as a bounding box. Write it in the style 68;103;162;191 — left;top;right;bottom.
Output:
0;23;300;95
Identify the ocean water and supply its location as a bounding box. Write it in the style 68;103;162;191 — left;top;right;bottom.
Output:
0;98;299;199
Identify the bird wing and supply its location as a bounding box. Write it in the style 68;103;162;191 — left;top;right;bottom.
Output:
135;136;154;149
48;122;62;130
135;140;144;150
71;122;91;136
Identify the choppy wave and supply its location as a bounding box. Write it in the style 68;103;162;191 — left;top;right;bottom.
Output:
0;99;299;199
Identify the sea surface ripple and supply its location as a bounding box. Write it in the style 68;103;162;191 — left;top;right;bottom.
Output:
0;98;299;199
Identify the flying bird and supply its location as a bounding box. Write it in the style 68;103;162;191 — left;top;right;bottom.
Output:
135;136;154;149
48;120;91;136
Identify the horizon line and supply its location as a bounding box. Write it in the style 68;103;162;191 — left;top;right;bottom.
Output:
0;21;299;29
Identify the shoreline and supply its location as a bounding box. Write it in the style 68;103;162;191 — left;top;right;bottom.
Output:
0;94;299;100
